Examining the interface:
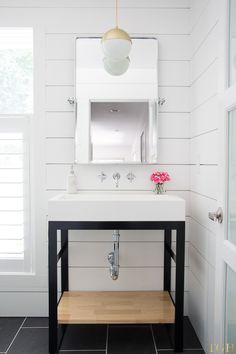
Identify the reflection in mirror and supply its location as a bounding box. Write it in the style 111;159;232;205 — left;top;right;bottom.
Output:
75;37;158;164
91;101;156;163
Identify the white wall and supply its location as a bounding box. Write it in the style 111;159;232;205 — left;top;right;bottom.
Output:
189;0;220;352
0;0;191;317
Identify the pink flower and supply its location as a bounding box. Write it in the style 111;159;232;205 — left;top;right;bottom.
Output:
150;171;171;184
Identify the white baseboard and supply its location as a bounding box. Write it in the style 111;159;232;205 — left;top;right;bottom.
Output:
0;292;48;316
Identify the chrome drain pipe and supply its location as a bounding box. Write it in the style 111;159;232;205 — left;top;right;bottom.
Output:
108;230;120;280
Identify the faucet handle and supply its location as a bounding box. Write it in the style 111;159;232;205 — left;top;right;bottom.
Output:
127;172;136;183
98;172;107;183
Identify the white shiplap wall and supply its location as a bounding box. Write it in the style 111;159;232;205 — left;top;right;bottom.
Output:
44;0;191;300
189;0;220;351
0;0;191;315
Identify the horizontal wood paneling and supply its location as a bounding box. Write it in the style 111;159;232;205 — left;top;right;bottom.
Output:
69;267;189;291
46;34;190;61
158;35;190;60
189;1;219;349
190;60;218;111
190;0;209;31
46;86;74;111
190;130;218;165
68;221;191;242
190;23;218;83
159;87;190;112
188;243;208;288
189;217;215;267
69;267;164;291
190;191;216;238
46;112;75;138
159;113;189;138
189;217;208;258
46;9;190;34
188;270;207;346
46;60;74;85
159;61;190;86
0;8;190;34
191;0;219;55
190;165;217;199
46;164;189;190
69;242;164;267
190;95;218;137
45;138;75;163
66;241;189;267
46;35;76;60
64;85;189;112
158;139;190;164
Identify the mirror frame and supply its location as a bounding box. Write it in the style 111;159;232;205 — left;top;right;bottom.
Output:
74;36;159;165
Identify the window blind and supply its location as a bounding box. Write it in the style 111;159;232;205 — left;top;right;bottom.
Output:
0;118;31;272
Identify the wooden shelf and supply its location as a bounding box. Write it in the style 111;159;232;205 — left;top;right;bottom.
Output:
58;291;175;324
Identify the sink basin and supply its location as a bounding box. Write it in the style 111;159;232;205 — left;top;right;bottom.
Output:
48;191;185;222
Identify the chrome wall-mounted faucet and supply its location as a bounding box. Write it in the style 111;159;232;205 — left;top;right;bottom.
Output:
113;172;120;188
97;172;107;183
127;172;135;183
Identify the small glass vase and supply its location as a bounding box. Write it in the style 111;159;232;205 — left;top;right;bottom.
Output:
154;183;165;195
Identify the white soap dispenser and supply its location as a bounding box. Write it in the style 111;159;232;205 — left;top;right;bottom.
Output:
67;164;77;194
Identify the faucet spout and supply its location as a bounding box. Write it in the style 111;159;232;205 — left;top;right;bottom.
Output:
113;172;121;188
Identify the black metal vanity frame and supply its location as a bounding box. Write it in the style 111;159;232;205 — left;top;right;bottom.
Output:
48;220;185;354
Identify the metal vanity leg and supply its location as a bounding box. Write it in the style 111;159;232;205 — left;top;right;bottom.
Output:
164;229;171;291
49;222;58;354
174;222;185;352
61;230;69;292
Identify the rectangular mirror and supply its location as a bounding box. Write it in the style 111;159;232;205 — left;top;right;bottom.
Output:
75;37;158;164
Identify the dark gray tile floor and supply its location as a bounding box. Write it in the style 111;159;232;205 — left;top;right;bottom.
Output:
0;316;205;354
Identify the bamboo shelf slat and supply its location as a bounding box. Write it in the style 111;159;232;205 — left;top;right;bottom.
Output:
58;290;175;324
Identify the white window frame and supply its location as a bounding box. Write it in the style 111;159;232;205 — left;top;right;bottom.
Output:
0;22;47;294
0;115;32;273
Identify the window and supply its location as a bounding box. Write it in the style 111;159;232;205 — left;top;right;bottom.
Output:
0;28;33;114
0;28;33;273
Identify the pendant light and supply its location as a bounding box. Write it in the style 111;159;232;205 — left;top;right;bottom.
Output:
103;56;130;76
101;0;132;75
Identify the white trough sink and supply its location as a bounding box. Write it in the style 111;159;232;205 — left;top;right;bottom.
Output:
48;191;185;222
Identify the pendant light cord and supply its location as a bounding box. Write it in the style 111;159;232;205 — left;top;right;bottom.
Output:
116;0;118;28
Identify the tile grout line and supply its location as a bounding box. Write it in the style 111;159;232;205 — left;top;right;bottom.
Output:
60;350;105;352
150;325;158;354
22;326;49;329
158;349;204;352
106;324;109;354
5;317;27;354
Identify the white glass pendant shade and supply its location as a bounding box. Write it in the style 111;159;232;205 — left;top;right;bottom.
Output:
102;27;132;60
103;56;130;76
